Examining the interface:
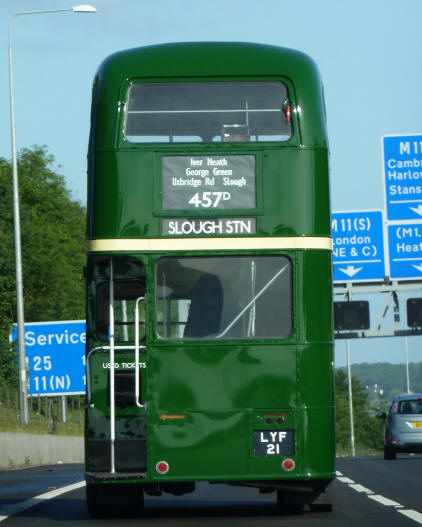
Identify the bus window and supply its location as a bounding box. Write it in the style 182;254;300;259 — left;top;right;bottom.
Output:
124;82;292;143
155;256;292;340
96;281;146;342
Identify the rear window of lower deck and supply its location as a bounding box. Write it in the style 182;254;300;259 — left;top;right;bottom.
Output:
155;255;292;340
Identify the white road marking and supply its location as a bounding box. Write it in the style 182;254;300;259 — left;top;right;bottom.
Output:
0;480;85;522
368;494;402;507
337;472;422;524
399;510;422;524
349;483;373;494
337;476;355;484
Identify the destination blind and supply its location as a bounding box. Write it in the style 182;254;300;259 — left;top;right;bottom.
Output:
162;155;256;210
163;217;256;236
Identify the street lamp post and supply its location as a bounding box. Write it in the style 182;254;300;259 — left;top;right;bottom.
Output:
8;5;97;425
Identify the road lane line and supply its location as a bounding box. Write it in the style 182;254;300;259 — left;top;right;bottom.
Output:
349;483;373;494
337;476;355;484
368;494;402;507
337;472;422;524
0;480;85;522
399;510;422;524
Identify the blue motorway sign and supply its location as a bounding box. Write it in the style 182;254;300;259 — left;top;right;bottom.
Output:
11;321;86;396
332;210;385;282
388;223;422;280
383;134;422;221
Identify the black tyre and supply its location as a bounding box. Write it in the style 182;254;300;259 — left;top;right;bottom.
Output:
86;482;144;517
384;445;396;460
310;503;333;512
276;490;304;514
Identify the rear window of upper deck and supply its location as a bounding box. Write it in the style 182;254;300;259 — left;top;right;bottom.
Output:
124;82;292;143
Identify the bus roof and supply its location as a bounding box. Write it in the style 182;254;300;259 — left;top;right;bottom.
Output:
91;42;327;150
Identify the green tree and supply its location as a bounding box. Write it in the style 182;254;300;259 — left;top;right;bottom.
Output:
0;146;86;386
335;369;384;452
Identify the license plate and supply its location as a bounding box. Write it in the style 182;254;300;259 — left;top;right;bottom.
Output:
253;430;294;456
413;422;422;428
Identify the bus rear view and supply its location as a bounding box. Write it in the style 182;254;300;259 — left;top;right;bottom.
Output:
85;42;334;516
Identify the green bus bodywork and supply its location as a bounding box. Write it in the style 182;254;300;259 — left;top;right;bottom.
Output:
85;42;334;514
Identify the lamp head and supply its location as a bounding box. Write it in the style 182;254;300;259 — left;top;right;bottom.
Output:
72;5;97;12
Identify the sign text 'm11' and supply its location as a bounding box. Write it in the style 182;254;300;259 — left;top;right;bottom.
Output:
383;134;422;221
332;210;385;282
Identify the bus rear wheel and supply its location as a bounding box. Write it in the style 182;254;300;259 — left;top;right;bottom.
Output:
276;490;304;514
86;482;144;517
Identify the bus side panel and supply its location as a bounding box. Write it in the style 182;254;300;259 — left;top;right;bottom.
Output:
296;248;334;477
297;250;333;343
296;345;335;476
260;149;330;238
89;151;155;238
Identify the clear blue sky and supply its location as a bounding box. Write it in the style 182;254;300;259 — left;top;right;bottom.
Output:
2;0;422;372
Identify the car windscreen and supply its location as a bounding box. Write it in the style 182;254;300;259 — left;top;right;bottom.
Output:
393;399;422;414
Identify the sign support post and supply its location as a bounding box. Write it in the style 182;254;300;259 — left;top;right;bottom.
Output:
346;338;355;457
61;395;67;424
405;336;410;393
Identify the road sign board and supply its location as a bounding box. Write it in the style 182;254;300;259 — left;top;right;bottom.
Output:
332;210;385;282
388;223;422;280
383;134;422;221
11;321;86;396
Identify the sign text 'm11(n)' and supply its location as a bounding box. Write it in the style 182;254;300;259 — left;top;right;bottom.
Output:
332;210;385;282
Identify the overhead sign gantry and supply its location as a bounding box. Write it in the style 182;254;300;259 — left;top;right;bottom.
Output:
333;134;422;338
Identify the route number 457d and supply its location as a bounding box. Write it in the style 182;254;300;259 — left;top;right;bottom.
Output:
188;191;231;208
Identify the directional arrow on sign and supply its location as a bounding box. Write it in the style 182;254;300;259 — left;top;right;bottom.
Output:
412;263;422;273
338;265;363;277
409;205;422;216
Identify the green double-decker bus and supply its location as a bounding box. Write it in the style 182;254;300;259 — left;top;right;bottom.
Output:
85;42;334;515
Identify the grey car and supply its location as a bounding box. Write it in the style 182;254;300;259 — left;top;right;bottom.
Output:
380;394;422;459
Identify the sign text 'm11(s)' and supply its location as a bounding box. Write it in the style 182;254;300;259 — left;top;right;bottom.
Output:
332;210;385;282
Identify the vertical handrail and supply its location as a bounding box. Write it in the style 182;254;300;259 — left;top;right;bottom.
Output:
109;258;116;473
247;260;256;337
135;296;146;408
122;300;129;342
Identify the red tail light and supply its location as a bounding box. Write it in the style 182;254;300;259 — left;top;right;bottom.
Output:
282;459;295;472
156;461;169;474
